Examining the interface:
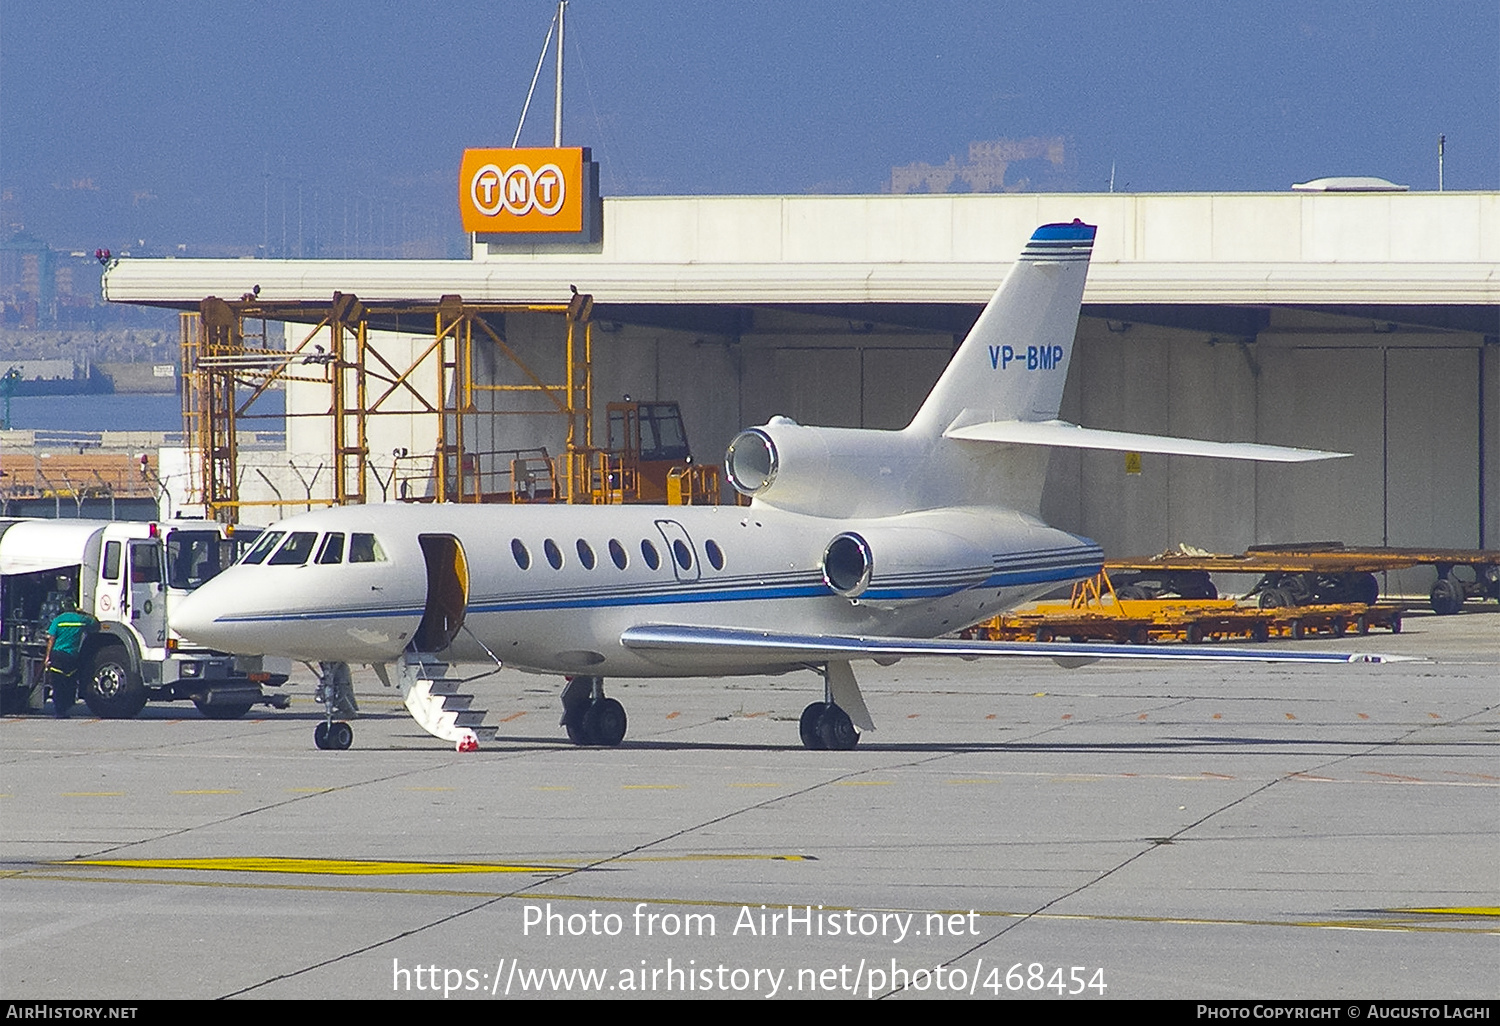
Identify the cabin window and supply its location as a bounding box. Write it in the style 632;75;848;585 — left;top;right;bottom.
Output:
241;531;284;565
641;539;661;570
576;539;596;570
608;539;628;570
511;538;531;570
102;541;122;581
348;533;386;563
672;539;693;571
544;539;563;569
705;539;724;571
268;531;318;566
316;533;345;564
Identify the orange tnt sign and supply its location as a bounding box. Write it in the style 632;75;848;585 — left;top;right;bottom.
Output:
459;148;586;234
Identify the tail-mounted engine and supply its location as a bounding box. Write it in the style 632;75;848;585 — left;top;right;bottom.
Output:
725;418;924;518
819;526;992;607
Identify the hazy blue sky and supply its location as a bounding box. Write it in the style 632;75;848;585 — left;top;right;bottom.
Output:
2;1;1496;256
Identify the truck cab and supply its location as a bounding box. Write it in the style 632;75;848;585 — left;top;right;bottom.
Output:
0;518;290;718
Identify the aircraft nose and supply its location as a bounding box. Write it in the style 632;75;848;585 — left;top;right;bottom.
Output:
172;579;245;652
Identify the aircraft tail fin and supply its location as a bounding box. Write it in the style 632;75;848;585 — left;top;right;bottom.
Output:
907;220;1095;438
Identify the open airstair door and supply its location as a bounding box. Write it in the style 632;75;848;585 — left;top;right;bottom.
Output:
412;534;468;653
401;534;489;751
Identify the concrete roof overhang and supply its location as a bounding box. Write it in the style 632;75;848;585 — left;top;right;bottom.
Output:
103;192;1500;337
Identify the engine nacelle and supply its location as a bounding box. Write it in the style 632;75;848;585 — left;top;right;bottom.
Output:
820;526;993;607
725;418;925;517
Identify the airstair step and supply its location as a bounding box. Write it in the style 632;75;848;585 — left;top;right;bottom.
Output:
398;658;496;747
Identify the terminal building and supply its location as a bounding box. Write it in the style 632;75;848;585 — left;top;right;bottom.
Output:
103;183;1499;584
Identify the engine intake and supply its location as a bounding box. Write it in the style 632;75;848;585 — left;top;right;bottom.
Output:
819;525;993;607
725;428;779;495
822;533;873;597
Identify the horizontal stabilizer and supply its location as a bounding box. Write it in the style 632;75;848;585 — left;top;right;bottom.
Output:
943;418;1348;462
620;624;1412;667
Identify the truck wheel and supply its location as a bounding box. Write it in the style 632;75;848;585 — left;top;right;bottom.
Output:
82;645;149;719
193;699;252;720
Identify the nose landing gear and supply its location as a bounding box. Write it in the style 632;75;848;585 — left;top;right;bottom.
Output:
314;719;353;750
313;661;356;751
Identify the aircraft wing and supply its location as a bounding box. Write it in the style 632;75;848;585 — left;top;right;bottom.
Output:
943;418;1347;462
619;624;1413;668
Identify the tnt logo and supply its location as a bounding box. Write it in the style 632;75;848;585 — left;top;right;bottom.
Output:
470;161;566;218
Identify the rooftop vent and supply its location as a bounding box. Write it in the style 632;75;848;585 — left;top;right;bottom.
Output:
1291;177;1409;193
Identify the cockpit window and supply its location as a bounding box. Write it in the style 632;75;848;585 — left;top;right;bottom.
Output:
348;533;387;563
268;531;318;566
241;531;284;565
316;533;345;565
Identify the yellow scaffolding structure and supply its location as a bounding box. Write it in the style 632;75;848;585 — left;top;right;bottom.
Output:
181;291;594;522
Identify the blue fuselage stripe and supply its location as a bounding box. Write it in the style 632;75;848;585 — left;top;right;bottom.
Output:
215;551;1103;623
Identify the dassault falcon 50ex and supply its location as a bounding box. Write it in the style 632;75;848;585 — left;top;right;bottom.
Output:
174;220;1398;752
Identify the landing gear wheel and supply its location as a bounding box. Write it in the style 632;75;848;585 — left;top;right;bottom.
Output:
82;645;148;719
314;722;331;749
329;721;354;750
817;704;859;751
194;700;252;720
799;702;828;750
581;698;627;747
563;713;587;745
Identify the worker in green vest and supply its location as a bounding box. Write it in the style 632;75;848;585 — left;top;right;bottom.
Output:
44;599;99;719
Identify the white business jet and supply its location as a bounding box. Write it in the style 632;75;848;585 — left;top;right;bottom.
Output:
174;221;1390;752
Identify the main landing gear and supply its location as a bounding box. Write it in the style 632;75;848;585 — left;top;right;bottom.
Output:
799;701;859;750
560;675;627;747
798;661;866;751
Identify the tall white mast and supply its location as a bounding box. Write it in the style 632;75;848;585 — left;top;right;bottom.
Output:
553;1;566;147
